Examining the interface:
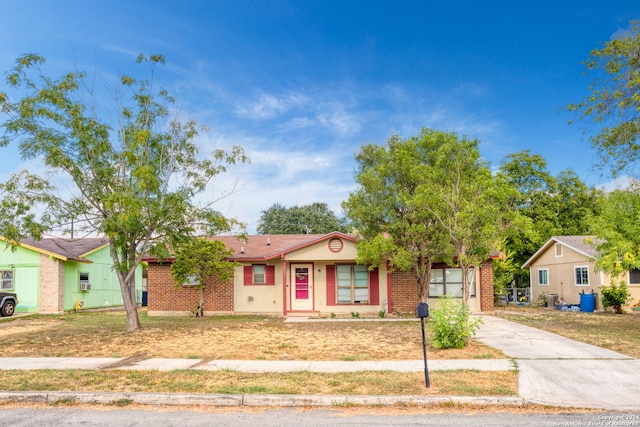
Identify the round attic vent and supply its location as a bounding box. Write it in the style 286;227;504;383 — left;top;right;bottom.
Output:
328;237;343;253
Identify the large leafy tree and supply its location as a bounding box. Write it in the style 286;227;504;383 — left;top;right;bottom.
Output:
587;186;640;312
419;136;515;304
0;54;248;332
588;184;640;278
568;20;640;177
497;151;601;287
170;239;238;317
257;202;348;234
343;128;463;303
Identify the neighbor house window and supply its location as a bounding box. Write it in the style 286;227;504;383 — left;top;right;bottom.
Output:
1;271;14;290
629;268;640;284
538;268;549;286
575;266;589;286
79;272;91;291
555;243;563;257
336;264;369;304
79;272;89;285
429;268;475;298
243;265;275;286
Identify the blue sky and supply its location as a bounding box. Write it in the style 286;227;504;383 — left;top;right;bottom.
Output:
1;1;639;233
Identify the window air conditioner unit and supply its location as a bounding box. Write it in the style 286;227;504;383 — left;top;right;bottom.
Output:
80;283;91;291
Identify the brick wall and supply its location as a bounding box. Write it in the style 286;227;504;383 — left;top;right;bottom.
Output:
38;254;64;314
390;261;496;314
479;260;495;312
389;271;419;314
147;263;234;314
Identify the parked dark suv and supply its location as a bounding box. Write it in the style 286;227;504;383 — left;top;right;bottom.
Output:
0;292;18;317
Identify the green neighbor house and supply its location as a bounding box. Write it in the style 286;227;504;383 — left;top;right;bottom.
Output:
0;237;143;314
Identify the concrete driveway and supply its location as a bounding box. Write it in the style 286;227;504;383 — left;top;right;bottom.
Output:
475;315;640;410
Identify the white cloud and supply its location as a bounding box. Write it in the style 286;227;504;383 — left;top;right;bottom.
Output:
597;175;637;192
235;92;310;120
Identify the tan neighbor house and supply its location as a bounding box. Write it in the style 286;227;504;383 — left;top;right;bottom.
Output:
144;232;497;317
522;236;640;309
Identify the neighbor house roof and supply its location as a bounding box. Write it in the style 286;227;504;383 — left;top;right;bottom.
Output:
3;236;110;263
521;235;599;269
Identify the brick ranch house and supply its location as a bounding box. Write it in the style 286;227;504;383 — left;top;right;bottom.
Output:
143;232;496;316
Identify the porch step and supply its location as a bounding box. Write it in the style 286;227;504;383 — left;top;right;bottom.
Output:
285;311;321;318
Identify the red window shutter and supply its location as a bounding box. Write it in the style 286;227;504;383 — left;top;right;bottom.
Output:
326;264;336;306
266;265;275;285
369;268;379;305
244;265;253;286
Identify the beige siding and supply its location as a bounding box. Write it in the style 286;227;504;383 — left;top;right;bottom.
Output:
234;263;282;313
529;244;603;305
284;240;357;261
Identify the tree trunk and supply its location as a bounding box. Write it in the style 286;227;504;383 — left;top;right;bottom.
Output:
461;263;471;306
111;244;142;333
197;288;205;317
415;257;433;303
121;271;141;332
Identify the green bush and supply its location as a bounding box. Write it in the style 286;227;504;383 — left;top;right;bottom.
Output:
600;281;632;314
429;297;482;349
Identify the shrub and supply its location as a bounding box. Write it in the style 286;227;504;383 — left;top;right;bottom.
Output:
600;281;632;314
534;291;548;307
429;297;482;349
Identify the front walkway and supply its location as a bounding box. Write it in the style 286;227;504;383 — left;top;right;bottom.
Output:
474;315;640;410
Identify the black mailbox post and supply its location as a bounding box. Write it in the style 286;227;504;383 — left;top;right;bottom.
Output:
416;302;430;388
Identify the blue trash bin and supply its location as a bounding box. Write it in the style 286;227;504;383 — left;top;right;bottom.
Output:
580;292;595;312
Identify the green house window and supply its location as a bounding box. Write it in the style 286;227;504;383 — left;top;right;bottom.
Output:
1;271;14;290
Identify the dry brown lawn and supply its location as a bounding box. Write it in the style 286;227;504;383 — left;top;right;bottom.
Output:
0;310;503;361
0;310;518;397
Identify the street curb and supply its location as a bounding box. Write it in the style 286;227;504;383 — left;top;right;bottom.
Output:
0;391;527;407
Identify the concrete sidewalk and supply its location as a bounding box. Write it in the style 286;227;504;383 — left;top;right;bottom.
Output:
0;357;514;373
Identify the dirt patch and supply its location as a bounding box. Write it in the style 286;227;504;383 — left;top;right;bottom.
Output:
0;318;62;338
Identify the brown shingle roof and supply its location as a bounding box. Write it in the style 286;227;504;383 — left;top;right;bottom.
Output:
142;232;356;262
18;237;110;262
207;233;355;260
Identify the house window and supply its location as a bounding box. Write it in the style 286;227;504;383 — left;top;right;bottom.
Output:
336;264;369;304
630;268;640;284
182;275;199;287
538;269;549;286
243;265;275;286
253;265;265;284
1;271;14;290
429;268;475;298
575;266;589;286
555;243;563;257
